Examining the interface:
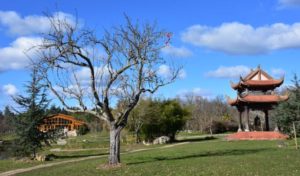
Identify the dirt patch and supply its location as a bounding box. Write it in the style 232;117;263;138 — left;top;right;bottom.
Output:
96;163;124;170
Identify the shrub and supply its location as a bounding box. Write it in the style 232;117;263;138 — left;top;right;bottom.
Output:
205;120;238;134
77;125;90;135
139;99;189;142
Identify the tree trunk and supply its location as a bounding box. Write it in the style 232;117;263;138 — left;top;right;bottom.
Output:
209;118;213;135
33;148;36;159
109;126;121;165
170;133;176;142
135;130;140;144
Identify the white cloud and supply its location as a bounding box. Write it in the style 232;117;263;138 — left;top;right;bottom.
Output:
271;68;285;77
0;11;76;72
278;0;300;8
77;66;110;79
178;69;187;79
0;37;42;72
206;65;250;79
161;45;192;58
177;88;213;99
3;84;18;96
0;11;75;36
158;65;172;78
158;65;186;79
182;22;300;55
73;66;111;86
192;88;211;96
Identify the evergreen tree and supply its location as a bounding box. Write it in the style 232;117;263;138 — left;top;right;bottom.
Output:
4;106;15;118
12;68;54;158
47;105;62;115
160;100;189;141
0;110;5;134
275;74;300;135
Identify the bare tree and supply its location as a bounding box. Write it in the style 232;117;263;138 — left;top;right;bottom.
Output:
180;93;237;134
36;15;180;165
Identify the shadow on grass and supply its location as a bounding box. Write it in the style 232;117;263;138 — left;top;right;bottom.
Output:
127;148;269;165
176;136;217;143
50;152;109;160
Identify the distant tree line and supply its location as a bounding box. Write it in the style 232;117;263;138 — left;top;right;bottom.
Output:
179;94;238;134
0;106;16;135
1;94;239;144
125;95;238;143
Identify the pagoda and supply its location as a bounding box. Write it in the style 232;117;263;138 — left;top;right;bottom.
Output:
227;65;288;132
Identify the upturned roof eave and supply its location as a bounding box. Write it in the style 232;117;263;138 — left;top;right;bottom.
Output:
227;94;289;106
230;78;284;90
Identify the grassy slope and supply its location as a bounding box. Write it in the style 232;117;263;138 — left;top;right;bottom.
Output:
0;160;41;173
19;139;300;176
0;132;110;172
0;132;158;173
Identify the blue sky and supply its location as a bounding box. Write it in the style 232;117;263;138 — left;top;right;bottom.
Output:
1;0;300;109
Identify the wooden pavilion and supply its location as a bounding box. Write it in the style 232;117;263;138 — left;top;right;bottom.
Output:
227;65;288;132
39;114;86;132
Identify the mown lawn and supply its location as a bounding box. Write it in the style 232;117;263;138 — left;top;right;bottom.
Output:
0;132;161;173
0;132;111;172
18;139;300;176
0;159;41;173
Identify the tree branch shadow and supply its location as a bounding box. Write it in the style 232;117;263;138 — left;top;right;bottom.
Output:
50;152;109;160
175;136;217;143
126;148;269;165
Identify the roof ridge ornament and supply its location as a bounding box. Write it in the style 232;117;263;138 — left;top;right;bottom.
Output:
240;75;244;82
230;80;235;86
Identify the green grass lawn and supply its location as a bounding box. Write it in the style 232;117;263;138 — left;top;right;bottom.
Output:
13;138;300;176
1;132;300;176
177;131;206;137
0;132;112;172
0;159;45;173
0;132;161;173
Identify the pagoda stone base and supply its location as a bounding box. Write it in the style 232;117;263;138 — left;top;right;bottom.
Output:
226;131;288;140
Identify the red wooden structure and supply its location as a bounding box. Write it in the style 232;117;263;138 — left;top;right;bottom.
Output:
39;114;85;132
227;65;288;132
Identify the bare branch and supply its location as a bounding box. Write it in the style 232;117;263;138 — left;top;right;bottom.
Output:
36;14;181;130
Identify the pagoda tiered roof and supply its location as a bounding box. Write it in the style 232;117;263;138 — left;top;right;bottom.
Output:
227;65;288;107
230;66;284;90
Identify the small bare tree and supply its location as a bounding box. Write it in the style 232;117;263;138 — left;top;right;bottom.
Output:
36;15;180;165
